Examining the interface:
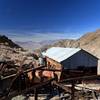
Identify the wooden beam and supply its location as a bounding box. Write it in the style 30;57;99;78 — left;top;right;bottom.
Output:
60;75;100;83
34;88;38;100
71;81;75;100
37;68;61;72
1;66;45;80
52;81;71;93
92;91;97;100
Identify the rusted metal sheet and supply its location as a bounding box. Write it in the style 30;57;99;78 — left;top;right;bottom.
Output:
42;71;54;78
97;59;100;75
46;57;62;70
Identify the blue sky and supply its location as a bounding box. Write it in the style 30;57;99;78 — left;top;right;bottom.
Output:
0;0;100;42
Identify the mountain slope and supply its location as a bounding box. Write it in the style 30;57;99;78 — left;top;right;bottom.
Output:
41;30;100;58
78;30;100;58
16;40;57;50
0;35;21;48
0;35;25;64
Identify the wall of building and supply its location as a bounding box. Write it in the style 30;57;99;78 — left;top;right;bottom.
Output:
61;50;98;70
46;57;62;80
46;57;62;70
97;59;100;75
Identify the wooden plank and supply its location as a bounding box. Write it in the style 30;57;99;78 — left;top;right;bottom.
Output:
52;81;71;93
34;88;38;100
71;81;75;100
37;68;61;71
60;75;100;83
1;66;45;80
91;91;97;100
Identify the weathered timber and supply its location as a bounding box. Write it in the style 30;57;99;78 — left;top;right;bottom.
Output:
71;81;75;100
0;78;54;100
60;75;100;83
91;90;97;100
37;68;61;72
52;81;72;93
34;88;38;100
1;66;45;80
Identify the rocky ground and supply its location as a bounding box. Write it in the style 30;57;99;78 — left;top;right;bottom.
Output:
0;44;34;66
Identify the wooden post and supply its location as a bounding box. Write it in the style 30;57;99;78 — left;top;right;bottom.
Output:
57;86;60;97
71;81;75;100
92;91;97;100
34;88;38;100
32;70;35;83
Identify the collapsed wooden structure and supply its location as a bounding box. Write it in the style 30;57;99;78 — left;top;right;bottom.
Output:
0;61;100;100
0;47;100;100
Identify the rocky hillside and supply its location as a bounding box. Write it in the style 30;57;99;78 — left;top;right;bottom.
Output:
77;30;100;58
41;30;100;58
0;35;21;48
0;35;28;65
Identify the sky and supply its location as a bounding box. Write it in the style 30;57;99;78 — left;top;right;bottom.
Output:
0;0;100;42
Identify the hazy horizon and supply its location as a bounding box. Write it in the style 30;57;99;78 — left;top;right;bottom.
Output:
0;31;83;42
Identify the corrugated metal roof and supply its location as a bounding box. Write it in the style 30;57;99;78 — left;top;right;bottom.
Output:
42;47;81;63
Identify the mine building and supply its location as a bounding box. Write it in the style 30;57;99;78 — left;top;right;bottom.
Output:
42;47;99;81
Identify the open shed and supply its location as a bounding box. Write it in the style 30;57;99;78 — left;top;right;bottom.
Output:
42;47;99;80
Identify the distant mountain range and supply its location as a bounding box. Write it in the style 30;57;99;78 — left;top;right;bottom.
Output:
40;29;100;58
16;40;58;51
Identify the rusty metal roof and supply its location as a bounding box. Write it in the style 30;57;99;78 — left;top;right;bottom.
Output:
42;47;81;63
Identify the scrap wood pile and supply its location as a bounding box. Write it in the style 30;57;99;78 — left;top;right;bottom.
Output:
0;60;33;78
0;61;18;77
0;58;46;99
0;57;100;100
